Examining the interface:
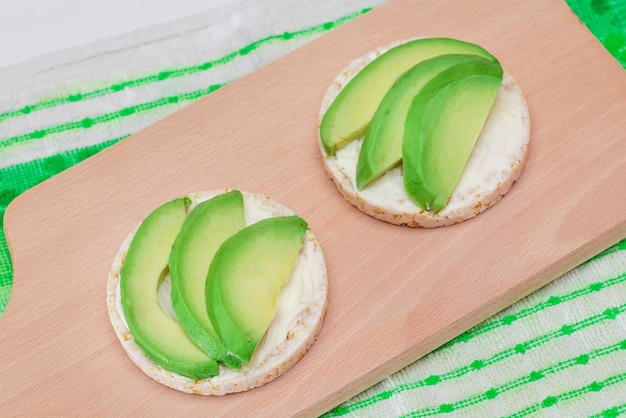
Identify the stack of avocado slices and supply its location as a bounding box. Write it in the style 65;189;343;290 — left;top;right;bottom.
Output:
320;38;503;213
119;190;308;379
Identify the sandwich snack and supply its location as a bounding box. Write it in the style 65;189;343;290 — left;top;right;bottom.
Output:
107;190;328;395
319;38;530;227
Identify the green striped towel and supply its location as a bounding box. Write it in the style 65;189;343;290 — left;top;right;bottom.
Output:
1;0;625;415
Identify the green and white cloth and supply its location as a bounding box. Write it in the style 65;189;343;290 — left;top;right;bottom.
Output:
1;0;625;416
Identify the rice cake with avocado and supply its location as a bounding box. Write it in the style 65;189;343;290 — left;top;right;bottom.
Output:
106;190;328;395
318;39;530;228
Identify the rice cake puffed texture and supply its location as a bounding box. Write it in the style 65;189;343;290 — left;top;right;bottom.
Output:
107;190;328;395
318;40;530;228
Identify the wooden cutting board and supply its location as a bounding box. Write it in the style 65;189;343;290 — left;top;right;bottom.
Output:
2;0;625;416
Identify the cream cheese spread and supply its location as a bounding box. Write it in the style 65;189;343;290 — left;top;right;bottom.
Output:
333;72;529;216
110;190;328;395
319;40;530;227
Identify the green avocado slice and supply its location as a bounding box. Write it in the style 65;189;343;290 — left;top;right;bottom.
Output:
120;197;218;379
169;190;245;369
356;54;494;189
403;58;503;213
320;38;497;156
207;216;308;363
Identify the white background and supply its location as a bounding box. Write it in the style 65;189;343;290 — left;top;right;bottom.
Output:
0;0;232;69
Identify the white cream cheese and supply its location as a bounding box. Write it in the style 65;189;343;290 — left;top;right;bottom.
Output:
112;190;327;394
319;40;531;227
333;73;529;216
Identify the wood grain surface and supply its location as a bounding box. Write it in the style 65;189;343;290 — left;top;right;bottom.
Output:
2;0;625;416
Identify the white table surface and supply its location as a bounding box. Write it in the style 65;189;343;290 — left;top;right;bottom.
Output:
0;0;232;69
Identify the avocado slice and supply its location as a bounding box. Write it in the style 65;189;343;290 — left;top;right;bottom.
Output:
169;190;245;369
403;58;503;213
120;197;218;379
320;38;497;155
356;54;494;189
206;216;308;363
